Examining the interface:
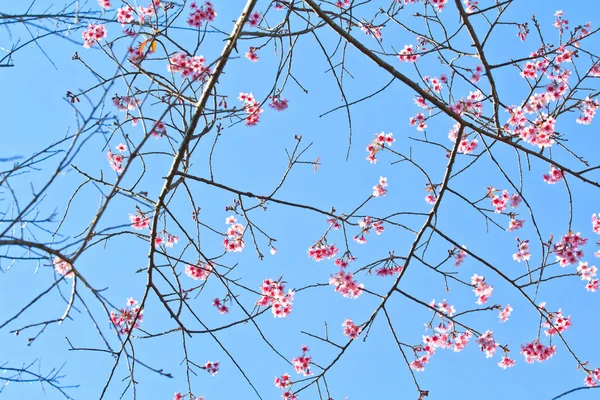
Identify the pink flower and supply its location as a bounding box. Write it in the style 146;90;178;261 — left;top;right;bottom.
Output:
238;92;263;126
476;330;498;358
53;256;74;278
365;132;394;163
82;24;107;48
269;97;288;111
454;246;467;267
471;274;493;304
245;47;259;62
342;318;361;339
129;211;150;230
507;218;525;232
329;271;364;299
257;278;294;318
592;214;600;234
98;0;111;10
372;176;388;197
499;305;512;323
513;239;531;262
498;356;515;369
110;298;143;335
308;242;338;261
359;22;382;39
430;299;456;317
117;6;135;25
520;340;556;363
116;143;127;153
398;45;418;63
542;309;571;336
223;216;245;252
543;166;563;184
204;360;219;376
187;1;217;27
247;11;261;27
554;231;587;267
292;346;312;376
185;262;213;280
167;53;210;81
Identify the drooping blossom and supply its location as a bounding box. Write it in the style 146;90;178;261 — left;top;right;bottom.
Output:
476;330;499;358
342;318;361;339
554;231;587;267
329;271;364;299
110;298;143;335
238;92;263;126
372;176;388;197
471;274;493;304
257;278;294;318
292;346;312;376
223;215;245;252
82;24;107;48
187;1;216;27
499;305;512;323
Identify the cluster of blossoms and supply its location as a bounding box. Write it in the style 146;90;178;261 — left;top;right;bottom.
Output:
308;241;339;261
185;261;213;280
151;121;167;138
430;299;456;317
449;90;484;118
584;369;600;388
53;256;74;278
245;47;259;62
154;232;179;248
342;318;361;339
223;215;245;252
372;176;388;197
117;5;135;25
507;218;525;232
329;271;364;299
398;45;418;63
110;298;143;335
520;340;556;363
375;259;404;277
577;261;599;291
238;92;263;126
409;112;427;131
167;53;210;81
334;253;356;269
454;246;467;267
257;278;294;318
292;345;312;376
359;22;382;39
542;309;572;336
247;11;261;27
489;188;521;214
553;10;569;33
543;166;564;184
499;305;513;322
127;42;154;65
107;150;125;173
137;1;163;23
471;274;493;304
187;1;216;28
173;393;204;400
513;239;531;262
554;232;587;267
98;0;111;9
274;373;297;400
203;361;219;376
365;131;395;164
353;216;384;244
212;297;229;314
476;330;499;358
410;321;473;372
498;356;516;369
112;94;138;112
423;74;447;93
576;96;599;125
130;209;150;230
269;96;288;111
448;123;478;154
335;0;350;7
82;24;107;48
470;64;483;83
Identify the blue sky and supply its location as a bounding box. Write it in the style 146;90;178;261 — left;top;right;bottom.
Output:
1;0;600;399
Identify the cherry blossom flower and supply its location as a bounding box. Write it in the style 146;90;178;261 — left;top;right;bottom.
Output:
498;356;515;369
112;94;139;111
470;64;483;82
375;264;404;277
117;5;135;25
454;246;467;267
359;22;382;39
366;132;394;163
342;318;361;339
82;24;107;49
586;279;600;292
98;0;111;10
471;274;493;304
274;373;292;390
398;45;418;63
409;112;427;131
270;247;277;255
543;166;563;184
513;239;531;262
129;210;150;230
554;231;587;267
167;53;210;81
353;216;384;244
115;143;127;153
107;150;124;173
372;176;388;197
430;299;456;317
576;97;599;125
187;1;216;27
223;216;245;252
110;298;143;335
53;256;74;278
212;298;229;314
247;11;261;27
308;242;338;261
238;92;263;126
520;340;556;363
151;121;167;138
329;271;364;299
517;23;529;41
476;330;498;358
292;346;312;376
507;218;525;232
203;360;219;376
257;278;294;318
577;261;597;281
269;96;288;111
499;305;512;323
335;0;350;7
542;309;571;336
185;261;213;280
245;47;259;62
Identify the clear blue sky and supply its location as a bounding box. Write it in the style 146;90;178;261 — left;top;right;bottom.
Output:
1;1;600;399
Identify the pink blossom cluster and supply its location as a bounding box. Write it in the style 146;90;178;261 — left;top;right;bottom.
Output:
507;218;525;232
471;274;493;304
151;121;167;138
53;256;74;278
107;150;125;173
292;345;312;376
499;305;512;322
423;74;447;92
449;90;484;117
372;176;388;197
398;45;418;63
257;278;294;318
584;369;600;388
554;231;587;267
542;309;571;336
308;242;339;261
110;298;143;335
274;373;297;400
409;112;427;131
448;123;478;154
238;92;263;126
513;239;531;262
212;297;229;314
454;246;467;267
185;261;213;280
247;12;261;27
335;0;350;7
470;64;483;83
517;23;529;41
154;233;178;248
498;356;516;369
117;6;135;25
359;22;382;39
129;210;150;230
167;53;210;81
98;0;111;10
375;263;404;277
245;47;259;62
430;299;456;317
137;2;161;23
112;94;138;111
223;215;245;252
353;216;384;244
329;271;364;299
342;318;361;339
203;360;219;376
366;131;395;164
520;340;556;363
476;330;499;358
269;96;288;111
553;10;569;34
82;24;107;49
410;323;472;372
174;393;204;400
187;2;216;28
328;217;341;230
489;189;521;214
576;96;599;125
543;166;563;184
